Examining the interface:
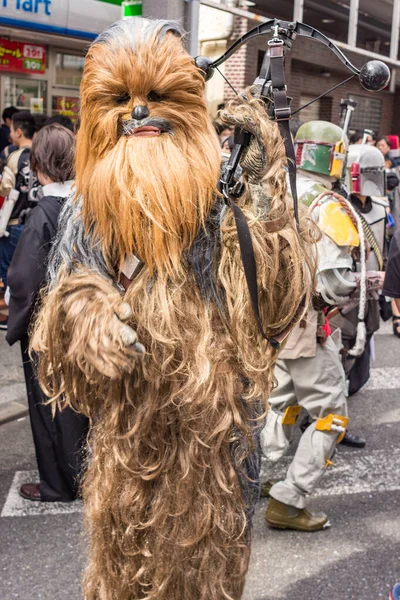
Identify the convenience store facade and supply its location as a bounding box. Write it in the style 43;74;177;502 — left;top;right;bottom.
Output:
0;0;121;121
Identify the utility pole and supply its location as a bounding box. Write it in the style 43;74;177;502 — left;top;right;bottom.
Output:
188;0;200;56
142;0;186;20
347;0;359;47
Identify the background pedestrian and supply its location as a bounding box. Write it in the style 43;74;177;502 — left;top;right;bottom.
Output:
6;123;88;502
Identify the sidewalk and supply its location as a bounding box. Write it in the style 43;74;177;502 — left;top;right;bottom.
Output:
0;330;27;424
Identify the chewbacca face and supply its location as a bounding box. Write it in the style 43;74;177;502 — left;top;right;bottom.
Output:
75;19;221;276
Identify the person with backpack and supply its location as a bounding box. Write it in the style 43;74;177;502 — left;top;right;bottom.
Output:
0;106;18;154
6;123;89;502
0;111;37;328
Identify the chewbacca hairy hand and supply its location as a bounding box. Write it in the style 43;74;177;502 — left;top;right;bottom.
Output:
219;87;268;183
34;270;145;385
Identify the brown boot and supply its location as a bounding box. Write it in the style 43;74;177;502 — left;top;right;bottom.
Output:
265;497;330;531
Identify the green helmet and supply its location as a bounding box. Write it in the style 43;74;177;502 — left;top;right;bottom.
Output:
295;120;347;180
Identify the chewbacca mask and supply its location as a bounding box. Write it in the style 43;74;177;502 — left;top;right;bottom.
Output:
76;18;221;276
32;17;317;600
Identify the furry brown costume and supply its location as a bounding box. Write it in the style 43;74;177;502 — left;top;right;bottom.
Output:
32;18;317;600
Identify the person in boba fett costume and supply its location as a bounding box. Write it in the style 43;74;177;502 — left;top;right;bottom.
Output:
261;120;368;532
329;142;387;394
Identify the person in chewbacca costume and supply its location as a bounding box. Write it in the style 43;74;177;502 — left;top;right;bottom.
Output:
32;17;317;600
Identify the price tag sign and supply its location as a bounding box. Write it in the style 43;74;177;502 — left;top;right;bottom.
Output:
24;58;43;71
0;39;46;74
23;45;45;61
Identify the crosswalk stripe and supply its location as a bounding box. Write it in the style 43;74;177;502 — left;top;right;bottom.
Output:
3;445;399;517
261;447;400;498
1;470;82;518
363;367;400;390
374;319;393;335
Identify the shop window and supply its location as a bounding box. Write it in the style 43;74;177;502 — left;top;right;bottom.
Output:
252;0;295;21
319;96;333;122
348;94;382;133
55;53;85;87
303;0;349;44
357;0;391;57
299;94;320;122
4;76;47;113
52;95;80;123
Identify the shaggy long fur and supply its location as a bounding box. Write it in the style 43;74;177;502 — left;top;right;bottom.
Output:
32;18;317;600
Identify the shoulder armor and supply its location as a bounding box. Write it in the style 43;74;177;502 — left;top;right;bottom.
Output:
298;181;327;207
317;199;360;247
371;196;389;208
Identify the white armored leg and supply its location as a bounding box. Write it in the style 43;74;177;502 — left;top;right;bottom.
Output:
268;337;348;509
260;359;299;463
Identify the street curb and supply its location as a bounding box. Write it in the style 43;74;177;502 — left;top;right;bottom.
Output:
0;401;28;426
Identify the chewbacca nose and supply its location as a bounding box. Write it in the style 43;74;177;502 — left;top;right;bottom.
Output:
132;105;149;120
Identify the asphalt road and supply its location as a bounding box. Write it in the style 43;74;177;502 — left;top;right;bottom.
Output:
0;322;399;600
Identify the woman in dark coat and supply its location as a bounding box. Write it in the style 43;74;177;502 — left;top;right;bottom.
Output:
6;123;88;502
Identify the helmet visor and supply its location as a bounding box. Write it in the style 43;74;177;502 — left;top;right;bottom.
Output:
359;167;386;197
296;142;334;176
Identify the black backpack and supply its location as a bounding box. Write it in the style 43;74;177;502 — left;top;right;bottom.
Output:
10;148;39;220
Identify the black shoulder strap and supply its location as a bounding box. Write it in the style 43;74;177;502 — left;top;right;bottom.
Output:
228;198;279;349
269;41;299;227
227;194;305;349
220;43;303;349
17;147;30;168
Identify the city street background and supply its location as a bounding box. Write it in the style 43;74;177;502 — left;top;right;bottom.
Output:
1;321;399;600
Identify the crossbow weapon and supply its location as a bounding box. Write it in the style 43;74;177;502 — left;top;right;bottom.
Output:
194;19;391;348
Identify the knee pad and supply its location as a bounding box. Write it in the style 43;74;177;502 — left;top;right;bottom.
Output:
281;405;301;426
316;414;349;444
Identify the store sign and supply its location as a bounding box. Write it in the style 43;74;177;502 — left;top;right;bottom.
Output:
0;38;45;73
30;97;43;113
1;0;51;17
0;0;120;40
97;0;122;5
55;95;80;121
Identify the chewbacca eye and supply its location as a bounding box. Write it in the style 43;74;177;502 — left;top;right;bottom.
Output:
147;91;164;102
116;92;131;105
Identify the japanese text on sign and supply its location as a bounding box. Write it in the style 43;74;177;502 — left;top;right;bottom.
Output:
0;39;46;74
54;96;80;123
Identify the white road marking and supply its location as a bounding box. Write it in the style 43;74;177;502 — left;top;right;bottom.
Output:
1;470;82;518
261;447;400;498
4;445;400;518
363;367;400;390
375;319;393;335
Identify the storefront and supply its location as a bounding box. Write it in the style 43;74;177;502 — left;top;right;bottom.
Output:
0;0;121;121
